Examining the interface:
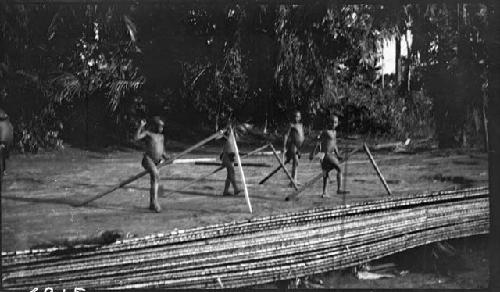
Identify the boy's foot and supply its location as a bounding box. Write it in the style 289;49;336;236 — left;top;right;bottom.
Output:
337;190;350;195
150;203;162;213
234;189;242;196
321;193;330;198
222;191;233;196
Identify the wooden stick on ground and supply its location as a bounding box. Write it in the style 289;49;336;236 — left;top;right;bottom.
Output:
173;158;216;164
195;162;271;167
269;144;299;191
286;145;364;201
363;143;392;196
78;130;225;206
230;128;253;214
259;164;283;184
165;143;271;196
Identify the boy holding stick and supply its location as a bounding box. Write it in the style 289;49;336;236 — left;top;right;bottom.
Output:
283;110;305;185
220;126;242;196
309;114;349;197
135;116;169;212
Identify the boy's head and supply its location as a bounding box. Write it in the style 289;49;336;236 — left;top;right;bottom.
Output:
152;116;164;133
332;115;339;129
327;114;339;129
292;110;301;123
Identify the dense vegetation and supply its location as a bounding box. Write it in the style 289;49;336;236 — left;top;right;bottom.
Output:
0;2;489;151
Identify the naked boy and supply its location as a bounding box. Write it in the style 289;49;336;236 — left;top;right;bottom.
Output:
309;114;349;197
135;116;169;212
283;110;305;184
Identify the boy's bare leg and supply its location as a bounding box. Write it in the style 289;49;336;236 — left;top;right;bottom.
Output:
291;153;299;184
322;170;329;197
223;178;231;195
0;146;4;175
228;164;241;195
149;173;161;212
223;154;240;195
337;171;342;192
142;156;161;212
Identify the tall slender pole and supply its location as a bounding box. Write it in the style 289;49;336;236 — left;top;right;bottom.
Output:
259;164;283;185
269;144;299;190
230;127;253;214
363;143;392;196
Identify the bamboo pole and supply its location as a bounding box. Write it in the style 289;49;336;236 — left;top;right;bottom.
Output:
165;144;270;196
194;162;271;167
3;186;487;263
3;187;487;267
285;173;323;201
5;201;485;284
268;144;298;190
363;143;392;196
1;188;488;289
5;212;486;288
259;164;283;185
173;158;216;164
78;130;224;206
230;128;252;214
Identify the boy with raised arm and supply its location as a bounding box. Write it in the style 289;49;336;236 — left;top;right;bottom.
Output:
220;125;241;196
309;114;349;197
135;116;169;212
283;110;305;185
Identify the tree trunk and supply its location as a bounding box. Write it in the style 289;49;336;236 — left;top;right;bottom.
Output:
395;35;402;85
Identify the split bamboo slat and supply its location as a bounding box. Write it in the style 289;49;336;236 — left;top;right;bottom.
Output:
1;186;489;289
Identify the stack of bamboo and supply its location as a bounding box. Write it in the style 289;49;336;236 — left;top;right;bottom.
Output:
1;186;489;289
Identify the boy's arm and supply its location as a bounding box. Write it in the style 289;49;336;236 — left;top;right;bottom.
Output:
309;142;320;160
135;120;148;141
309;134;321;160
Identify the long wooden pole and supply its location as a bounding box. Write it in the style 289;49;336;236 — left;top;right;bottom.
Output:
269;144;298;191
166;143;271;196
259;164;283;185
230;128;252;214
194;162;271;167
78;130;224;206
286;145;363;201
363;143;392;196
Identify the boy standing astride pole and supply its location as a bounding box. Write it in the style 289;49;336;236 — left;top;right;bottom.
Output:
135;116;169;212
221;126;242;196
283;110;305;185
309;114;349;197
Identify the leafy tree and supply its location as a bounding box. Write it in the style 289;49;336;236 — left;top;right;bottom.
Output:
1;3;146;149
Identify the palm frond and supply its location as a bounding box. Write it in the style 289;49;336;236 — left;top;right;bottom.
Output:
107;77;145;112
47;73;82;103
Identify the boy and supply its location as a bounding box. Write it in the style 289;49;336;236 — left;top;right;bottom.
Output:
283;110;305;185
220;126;241;196
309;114;349;197
135;116;169;212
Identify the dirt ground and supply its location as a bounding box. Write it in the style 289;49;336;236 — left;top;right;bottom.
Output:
0;140;489;288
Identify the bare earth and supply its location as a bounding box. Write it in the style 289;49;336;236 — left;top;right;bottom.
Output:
0;142;489;288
